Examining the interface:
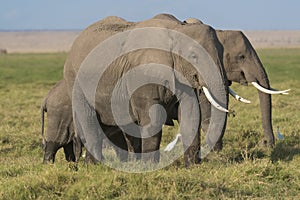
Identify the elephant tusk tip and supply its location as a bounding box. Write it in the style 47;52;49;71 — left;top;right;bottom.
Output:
252;82;291;95
228;87;251;104
242;99;251;104
281;89;290;95
202;87;228;113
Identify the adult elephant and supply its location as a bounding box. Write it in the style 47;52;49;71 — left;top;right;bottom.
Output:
63;14;229;166
184;18;289;148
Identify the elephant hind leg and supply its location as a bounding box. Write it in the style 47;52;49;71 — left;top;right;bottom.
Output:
73;136;83;162
63;142;76;162
43;141;60;164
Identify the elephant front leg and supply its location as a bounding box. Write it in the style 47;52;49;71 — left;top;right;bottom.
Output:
198;91;223;151
139;102;165;163
141;130;162;163
179;89;201;167
182;129;201;167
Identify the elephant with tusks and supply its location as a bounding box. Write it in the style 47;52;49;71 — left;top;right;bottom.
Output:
63;13;230;166
166;18;290;151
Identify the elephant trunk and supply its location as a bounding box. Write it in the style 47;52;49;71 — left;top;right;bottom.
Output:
203;84;229;155
244;59;275;146
257;78;275;146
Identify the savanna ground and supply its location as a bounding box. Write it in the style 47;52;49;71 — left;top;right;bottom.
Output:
0;49;299;199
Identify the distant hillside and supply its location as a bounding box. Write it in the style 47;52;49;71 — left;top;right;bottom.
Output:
0;31;79;53
244;31;300;48
1;30;300;53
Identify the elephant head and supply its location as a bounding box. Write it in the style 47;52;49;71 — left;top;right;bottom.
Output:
216;30;289;146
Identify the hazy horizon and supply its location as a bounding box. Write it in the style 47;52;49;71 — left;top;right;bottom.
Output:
1;0;300;31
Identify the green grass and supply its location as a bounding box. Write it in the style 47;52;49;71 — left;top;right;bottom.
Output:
0;50;299;199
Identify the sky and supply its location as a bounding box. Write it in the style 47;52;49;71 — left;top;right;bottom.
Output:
1;0;300;31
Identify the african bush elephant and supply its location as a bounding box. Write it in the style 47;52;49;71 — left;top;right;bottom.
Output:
63;14;229;166
41;79;134;163
41;79;81;163
184;18;289;148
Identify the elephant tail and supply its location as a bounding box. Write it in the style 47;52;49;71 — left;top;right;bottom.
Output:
41;98;47;150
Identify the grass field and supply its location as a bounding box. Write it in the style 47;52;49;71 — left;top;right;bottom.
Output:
0;49;299;199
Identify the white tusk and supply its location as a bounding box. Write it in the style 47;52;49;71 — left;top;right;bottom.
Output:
164;133;182;152
229;88;251;104
270;87;289;95
251;82;290;95
202;87;229;112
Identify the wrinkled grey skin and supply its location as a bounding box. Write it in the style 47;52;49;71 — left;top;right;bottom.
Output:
64;14;229;166
163;19;275;151
41;79;82;163
41;80;134;163
198;30;275;147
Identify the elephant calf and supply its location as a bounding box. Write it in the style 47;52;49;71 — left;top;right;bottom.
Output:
41;79;132;163
41;79;82;163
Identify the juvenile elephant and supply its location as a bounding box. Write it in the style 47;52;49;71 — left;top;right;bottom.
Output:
41;79;81;163
64;14;229;166
41;79;131;163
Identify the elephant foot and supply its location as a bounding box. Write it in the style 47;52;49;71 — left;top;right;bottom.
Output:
184;145;201;167
262;138;275;147
43;141;60;164
213;141;223;152
43;158;54;164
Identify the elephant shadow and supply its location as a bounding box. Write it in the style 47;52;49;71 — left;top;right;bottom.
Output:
270;134;300;162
